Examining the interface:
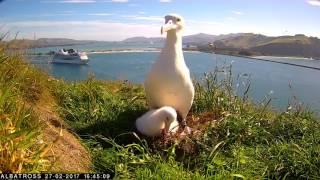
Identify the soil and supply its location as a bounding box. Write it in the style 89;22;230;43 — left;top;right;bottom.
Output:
35;94;92;173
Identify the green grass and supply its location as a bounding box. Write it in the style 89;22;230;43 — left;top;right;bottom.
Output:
2;41;320;178
53;65;320;179
52;77;147;144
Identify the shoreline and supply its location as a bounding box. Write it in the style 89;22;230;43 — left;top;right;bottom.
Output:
205;52;320;71
28;48;320;71
253;55;317;60
28;48;202;55
87;48;201;54
87;48;160;54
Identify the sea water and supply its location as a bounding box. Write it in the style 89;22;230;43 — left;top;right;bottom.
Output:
27;45;320;113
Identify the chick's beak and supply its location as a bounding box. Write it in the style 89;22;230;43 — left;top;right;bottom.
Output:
164;122;171;134
161;20;177;35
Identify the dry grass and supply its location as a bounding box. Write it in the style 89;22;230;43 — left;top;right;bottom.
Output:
36;104;92;172
0;43;92;173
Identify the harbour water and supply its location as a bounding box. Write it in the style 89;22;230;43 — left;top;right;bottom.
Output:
27;44;320;113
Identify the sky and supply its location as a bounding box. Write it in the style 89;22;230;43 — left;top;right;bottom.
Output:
0;0;319;41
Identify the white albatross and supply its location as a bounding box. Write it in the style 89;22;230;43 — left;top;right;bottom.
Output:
144;14;194;133
135;106;179;137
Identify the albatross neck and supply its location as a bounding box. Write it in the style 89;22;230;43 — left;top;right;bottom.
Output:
164;31;183;51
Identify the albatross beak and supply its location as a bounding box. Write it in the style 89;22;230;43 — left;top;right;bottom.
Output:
161;20;177;35
164;123;171;134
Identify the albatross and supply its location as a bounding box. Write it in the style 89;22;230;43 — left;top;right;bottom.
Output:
135;106;179;137
144;14;194;133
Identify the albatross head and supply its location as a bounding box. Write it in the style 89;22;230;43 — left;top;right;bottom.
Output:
161;14;185;35
159;106;178;133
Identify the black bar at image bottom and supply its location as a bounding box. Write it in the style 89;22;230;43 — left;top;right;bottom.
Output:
0;173;114;179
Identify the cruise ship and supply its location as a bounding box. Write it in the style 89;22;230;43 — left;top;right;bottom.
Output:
51;49;89;64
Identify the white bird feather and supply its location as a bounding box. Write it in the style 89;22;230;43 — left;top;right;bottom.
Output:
144;14;194;128
135;106;179;137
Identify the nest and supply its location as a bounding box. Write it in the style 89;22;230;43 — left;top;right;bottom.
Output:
146;111;222;157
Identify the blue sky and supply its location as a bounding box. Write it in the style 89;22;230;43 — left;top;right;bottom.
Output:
0;0;319;41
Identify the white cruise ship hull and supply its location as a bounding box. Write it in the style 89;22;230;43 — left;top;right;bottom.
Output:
51;59;88;64
51;52;89;65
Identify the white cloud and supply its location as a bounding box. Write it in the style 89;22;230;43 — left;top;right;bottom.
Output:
188;20;223;26
226;17;236;21
160;0;171;3
307;0;320;6
122;15;163;22
232;11;244;15
133;16;163;21
185;20;225;35
4;10;319;41
3;20;160;41
4;19;320;41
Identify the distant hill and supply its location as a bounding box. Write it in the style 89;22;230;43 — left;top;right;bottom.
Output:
5;34;320;59
250;35;320;58
122;36;164;44
183;33;248;45
122;33;320;58
121;33;243;46
183;33;217;45
213;33;271;49
5;38;97;49
211;34;320;58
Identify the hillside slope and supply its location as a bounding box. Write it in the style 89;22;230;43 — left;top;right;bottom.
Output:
209;34;320;58
0;46;91;173
251;35;320;58
36;97;91;172
213;33;271;49
5;38;97;49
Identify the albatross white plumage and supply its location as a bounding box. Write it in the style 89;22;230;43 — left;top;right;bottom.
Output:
135;106;179;137
144;14;194;132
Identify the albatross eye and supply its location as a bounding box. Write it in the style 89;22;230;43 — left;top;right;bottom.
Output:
176;18;181;22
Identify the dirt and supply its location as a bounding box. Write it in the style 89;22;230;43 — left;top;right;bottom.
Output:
150;111;223;157
35;94;92;173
